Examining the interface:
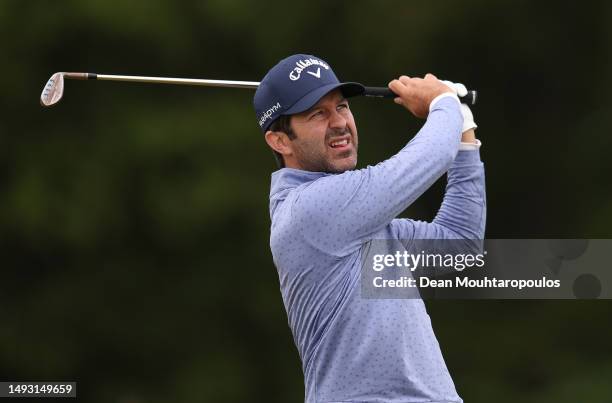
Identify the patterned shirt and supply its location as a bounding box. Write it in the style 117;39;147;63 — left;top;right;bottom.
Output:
269;96;486;402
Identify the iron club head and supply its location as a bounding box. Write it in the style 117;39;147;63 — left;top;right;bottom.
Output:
40;72;65;107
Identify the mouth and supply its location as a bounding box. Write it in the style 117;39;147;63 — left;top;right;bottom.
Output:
328;134;352;152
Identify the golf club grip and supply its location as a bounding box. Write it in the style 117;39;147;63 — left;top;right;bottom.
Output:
363;87;477;106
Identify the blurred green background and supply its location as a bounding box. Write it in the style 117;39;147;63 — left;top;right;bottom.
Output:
1;0;611;402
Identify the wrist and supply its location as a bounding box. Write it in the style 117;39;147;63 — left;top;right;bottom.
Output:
459;103;477;133
461;129;477;143
428;92;460;112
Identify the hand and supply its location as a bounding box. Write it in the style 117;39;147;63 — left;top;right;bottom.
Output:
459;103;477;134
388;73;453;119
440;79;468;97
440;79;478;133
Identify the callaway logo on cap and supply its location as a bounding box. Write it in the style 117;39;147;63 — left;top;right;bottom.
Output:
254;54;364;132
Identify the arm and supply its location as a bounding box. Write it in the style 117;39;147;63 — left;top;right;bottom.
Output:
391;135;486;241
390;93;485;241
294;95;464;256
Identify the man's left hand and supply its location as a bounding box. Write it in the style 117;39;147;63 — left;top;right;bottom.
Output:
440;79;478;134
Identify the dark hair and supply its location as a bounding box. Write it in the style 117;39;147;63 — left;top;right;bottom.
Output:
268;115;296;168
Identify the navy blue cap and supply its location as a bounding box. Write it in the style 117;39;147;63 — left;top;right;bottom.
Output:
254;54;365;132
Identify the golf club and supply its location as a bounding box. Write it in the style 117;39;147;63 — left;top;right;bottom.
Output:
40;72;477;108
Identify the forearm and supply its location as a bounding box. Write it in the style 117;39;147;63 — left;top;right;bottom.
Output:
432;148;486;239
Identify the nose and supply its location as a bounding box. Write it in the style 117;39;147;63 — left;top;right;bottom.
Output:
329;109;347;130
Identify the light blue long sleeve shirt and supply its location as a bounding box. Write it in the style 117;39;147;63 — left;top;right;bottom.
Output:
268;96;486;403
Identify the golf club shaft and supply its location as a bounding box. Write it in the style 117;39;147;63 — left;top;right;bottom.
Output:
62;72;478;105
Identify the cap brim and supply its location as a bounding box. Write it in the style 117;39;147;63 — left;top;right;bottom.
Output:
284;82;365;116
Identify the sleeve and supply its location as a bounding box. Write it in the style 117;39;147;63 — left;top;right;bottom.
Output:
292;97;464;256
459;139;482;151
390;147;487;242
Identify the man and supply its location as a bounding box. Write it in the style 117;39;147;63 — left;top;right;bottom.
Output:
254;54;485;403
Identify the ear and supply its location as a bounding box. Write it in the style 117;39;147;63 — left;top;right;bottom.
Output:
265;130;293;158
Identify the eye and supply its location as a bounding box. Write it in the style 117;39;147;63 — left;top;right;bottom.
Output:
309;110;324;120
337;102;349;111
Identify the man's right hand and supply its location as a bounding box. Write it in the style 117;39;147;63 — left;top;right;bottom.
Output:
388;73;453;119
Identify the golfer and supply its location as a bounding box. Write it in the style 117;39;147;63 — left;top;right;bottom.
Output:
254;54;485;403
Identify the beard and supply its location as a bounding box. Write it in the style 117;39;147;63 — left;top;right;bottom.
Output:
292;127;358;173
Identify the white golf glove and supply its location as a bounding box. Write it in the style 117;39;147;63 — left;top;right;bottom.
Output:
441;79;477;133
